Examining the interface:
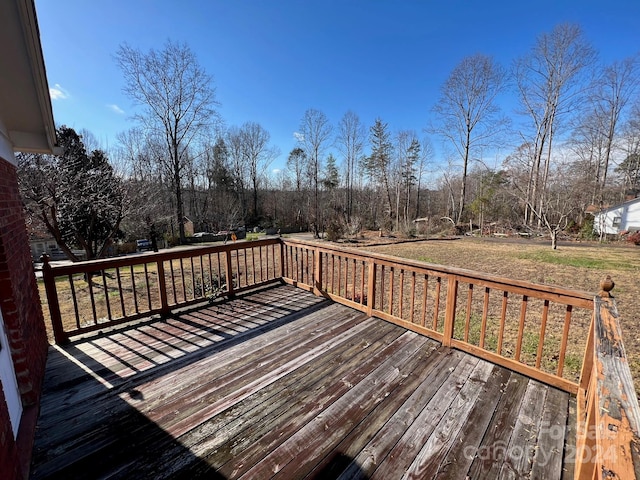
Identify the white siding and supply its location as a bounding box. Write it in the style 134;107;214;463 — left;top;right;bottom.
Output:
594;198;640;234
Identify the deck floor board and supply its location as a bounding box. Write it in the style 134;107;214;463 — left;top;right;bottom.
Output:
31;284;572;479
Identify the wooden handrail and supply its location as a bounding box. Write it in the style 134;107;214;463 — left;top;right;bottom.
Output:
280;238;594;393
41;238;282;343
575;278;640;479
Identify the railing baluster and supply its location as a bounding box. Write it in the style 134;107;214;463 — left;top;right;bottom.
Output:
410;271;416;323
199;255;205;295
143;263;152;310
116;267;125;318
87;274;98;324
259;245;264;282
360;260;365;305
388;267;394;316
366;260;376;316
515;295;527;362
432;277;441;330
225;249;234;295
557;305;573;377
68;274;80;329
235;249;241;287
314;248;322;295
101;270;112;321
169;259;177;304
352;258;356;300
497;291;508;355
442;276;458;347
421;274;428;327
130;264;139;314
208;254;213;287
157;259;169;314
179;258;186;302
236;248;249;288
480;287;490;349
252;246;257;285
399;269;404;318
336;255;342;296
464;284;473;343
535;299;550;369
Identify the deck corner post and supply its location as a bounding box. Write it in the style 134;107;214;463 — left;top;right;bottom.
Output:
366;260;376;316
442;275;458;347
41;253;68;344
156;257;169;315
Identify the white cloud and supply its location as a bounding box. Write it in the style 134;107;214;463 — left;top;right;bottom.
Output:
107;104;125;115
272;168;281;174
49;83;69;100
293;132;304;142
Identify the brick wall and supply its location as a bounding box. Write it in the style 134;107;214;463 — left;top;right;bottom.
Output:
0;155;48;479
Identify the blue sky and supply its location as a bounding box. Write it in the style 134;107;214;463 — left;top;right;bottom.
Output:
35;0;640;173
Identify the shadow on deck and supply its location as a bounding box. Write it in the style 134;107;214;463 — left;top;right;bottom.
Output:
31;284;574;479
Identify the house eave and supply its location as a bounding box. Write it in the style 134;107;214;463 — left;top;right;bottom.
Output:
0;0;58;158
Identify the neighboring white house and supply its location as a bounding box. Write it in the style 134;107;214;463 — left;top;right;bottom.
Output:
593;197;640;235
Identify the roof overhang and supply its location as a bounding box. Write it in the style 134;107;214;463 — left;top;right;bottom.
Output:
0;0;58;155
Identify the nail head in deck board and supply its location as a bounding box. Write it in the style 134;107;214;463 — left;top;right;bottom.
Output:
402;360;495;479
531;386;570;479
497;379;549;477
303;345;451;479
467;372;530;479
432;366;512;479
368;355;481;479
268;339;441;479
220;332;430;479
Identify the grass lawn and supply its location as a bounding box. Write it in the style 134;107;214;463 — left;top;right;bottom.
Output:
361;237;640;395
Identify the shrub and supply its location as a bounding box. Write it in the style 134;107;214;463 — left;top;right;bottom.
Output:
580;217;597;240
326;221;344;242
627;231;640;245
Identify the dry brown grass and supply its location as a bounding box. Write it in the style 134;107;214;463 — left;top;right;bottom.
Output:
359;237;640;394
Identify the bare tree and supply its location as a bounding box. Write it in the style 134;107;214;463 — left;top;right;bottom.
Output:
239;122;279;222
226;126;248;217
432;53;507;224
298;109;333;237
591;56;640;199
514;24;596;226
115;40;219;243
336;111;365;222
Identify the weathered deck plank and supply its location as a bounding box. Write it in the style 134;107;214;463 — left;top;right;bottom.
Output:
31;284;573;479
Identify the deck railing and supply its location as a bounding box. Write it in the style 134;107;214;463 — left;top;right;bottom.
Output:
282;238;593;393
574;283;640;479
41;238;282;343
40;237;640;477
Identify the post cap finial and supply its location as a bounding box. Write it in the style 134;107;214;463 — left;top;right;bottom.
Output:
599;275;615;298
40;253;51;264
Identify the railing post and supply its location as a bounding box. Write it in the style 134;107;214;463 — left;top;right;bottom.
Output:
366;260;376;316
314;247;322;296
40;254;68;344
279;240;286;279
225;248;234;296
156;256;169;315
442;275;458;347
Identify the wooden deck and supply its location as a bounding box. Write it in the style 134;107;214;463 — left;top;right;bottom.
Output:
31;284;573;479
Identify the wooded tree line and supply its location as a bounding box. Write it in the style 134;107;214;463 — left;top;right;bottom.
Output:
17;24;640;259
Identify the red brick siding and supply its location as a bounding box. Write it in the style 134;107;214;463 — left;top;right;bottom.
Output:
0;156;48;479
